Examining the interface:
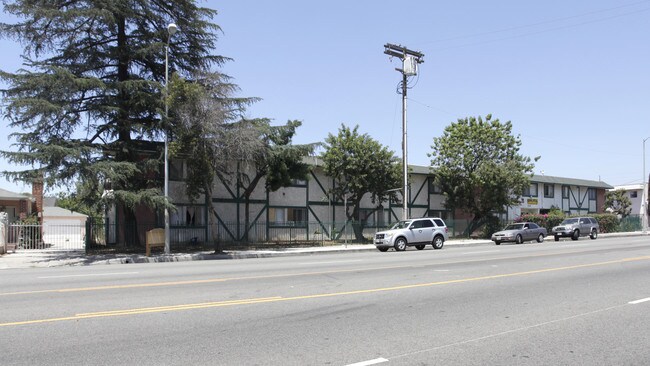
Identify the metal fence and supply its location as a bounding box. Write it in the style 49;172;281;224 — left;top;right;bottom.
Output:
82;218;483;255
3;215;643;255
5;222;86;251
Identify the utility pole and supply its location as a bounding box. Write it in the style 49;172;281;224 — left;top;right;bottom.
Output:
384;43;424;221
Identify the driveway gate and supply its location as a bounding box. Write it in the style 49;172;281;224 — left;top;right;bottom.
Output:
6;222;85;251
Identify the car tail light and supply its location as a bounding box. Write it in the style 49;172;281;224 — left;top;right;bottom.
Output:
445;227;448;233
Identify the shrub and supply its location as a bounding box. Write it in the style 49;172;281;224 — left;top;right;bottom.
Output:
593;213;619;233
515;212;564;232
481;216;504;239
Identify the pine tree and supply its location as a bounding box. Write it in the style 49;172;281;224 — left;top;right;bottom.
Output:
0;1;226;234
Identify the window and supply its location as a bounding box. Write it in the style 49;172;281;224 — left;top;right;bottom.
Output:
543;184;554;198
562;186;570;199
523;183;538;197
433;219;445;227
588;188;597;200
291;179;307;187
411;219;434;229
170;205;205;226
429;177;442;194
269;207;307;227
528;223;539;229
631;191;638;198
169;159;185;181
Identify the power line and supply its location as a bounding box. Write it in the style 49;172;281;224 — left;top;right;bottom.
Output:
419;0;650;45
419;5;650;52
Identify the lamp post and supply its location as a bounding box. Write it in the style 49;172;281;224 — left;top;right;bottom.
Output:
641;136;650;234
164;23;178;255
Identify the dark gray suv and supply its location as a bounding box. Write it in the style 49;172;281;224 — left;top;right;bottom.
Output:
551;217;599;241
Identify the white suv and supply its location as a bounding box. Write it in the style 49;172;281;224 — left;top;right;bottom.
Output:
374;218;449;252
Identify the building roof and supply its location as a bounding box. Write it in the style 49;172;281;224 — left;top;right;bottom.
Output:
0;188;30;200
530;174;613;189
610;184;643;191
43;206;88;218
305;157;613;189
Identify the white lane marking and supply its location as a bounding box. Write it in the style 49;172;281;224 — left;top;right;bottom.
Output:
463;251;493;254
629;297;650;305
345;357;389;366
299;260;363;265
38;272;139;279
434;269;450;272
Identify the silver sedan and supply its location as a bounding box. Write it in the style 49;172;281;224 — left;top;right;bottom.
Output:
491;222;547;245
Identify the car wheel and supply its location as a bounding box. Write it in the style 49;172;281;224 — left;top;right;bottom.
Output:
537;234;544;243
515;234;523;244
571;230;580;240
432;235;444;249
377;247;389;252
590;230;598;240
554;235;559;242
495;241;501;245
415;245;425;250
394;237;407;251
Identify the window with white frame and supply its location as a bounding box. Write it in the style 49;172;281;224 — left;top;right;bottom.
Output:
562;186;570;199
631;191;638;198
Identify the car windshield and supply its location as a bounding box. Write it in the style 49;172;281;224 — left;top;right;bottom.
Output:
390;220;411;229
504;223;524;230
561;218;579;225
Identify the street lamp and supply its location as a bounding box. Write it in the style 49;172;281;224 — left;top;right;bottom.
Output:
641;137;650;234
164;23;178;255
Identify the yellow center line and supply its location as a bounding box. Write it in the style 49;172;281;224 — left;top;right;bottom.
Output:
0;247;633;297
1;255;648;328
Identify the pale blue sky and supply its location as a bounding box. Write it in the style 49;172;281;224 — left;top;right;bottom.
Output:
2;0;649;194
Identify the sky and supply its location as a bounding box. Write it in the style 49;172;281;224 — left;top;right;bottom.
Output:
1;0;649;194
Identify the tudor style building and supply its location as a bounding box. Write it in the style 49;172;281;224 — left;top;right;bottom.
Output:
158;157;613;244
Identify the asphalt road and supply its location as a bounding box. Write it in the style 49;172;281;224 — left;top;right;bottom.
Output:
1;236;649;365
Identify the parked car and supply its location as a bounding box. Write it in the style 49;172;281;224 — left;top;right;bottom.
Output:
374;217;448;252
491;222;547;245
551;217;598;241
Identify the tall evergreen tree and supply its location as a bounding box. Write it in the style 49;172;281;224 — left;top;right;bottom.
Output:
0;1;225;231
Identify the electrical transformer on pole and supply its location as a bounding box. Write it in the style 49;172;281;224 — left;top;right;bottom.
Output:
384;44;424;221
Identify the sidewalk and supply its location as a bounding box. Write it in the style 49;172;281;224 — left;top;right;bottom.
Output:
0;232;645;269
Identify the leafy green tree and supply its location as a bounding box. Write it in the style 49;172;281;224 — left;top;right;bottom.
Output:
322;124;402;242
604;189;632;217
0;1;224;238
430;114;536;234
234;119;316;241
